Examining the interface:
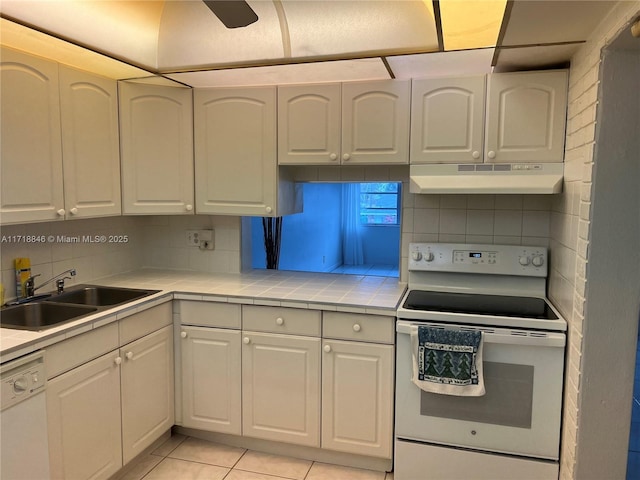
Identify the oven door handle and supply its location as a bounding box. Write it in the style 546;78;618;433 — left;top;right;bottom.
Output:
396;320;566;348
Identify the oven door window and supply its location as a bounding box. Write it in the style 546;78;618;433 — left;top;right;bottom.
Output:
420;361;534;428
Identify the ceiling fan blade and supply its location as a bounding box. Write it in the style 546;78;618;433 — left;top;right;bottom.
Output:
203;0;259;29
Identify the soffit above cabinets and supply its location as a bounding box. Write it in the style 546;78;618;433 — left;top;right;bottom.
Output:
0;0;624;85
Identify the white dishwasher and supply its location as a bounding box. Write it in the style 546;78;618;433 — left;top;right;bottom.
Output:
1;351;50;479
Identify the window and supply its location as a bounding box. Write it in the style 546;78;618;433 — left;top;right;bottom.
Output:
359;183;400;225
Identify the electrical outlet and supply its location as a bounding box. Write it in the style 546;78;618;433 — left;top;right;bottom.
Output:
186;230;200;247
198;230;214;250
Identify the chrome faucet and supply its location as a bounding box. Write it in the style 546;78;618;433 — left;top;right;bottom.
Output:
24;268;77;297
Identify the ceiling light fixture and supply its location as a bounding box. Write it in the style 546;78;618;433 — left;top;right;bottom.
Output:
439;0;507;51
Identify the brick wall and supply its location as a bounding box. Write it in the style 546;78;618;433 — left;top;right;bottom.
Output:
548;2;640;478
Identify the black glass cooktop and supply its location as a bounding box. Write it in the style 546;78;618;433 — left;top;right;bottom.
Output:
403;290;558;320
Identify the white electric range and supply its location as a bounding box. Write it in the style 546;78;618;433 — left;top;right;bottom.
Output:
395;243;566;480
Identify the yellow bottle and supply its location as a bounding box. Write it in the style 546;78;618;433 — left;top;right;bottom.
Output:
15;257;31;299
0;283;4;306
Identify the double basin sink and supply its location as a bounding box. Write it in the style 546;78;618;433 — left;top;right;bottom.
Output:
0;286;159;331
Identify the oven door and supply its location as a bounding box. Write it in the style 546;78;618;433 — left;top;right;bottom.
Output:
395;320;565;460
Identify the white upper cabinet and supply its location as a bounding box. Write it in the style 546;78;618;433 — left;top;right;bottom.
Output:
342;80;410;164
278;80;410;165
411;76;486;164
485;70;568;163
278;83;341;165
410;71;568;164
59;66;121;219
0;48;65;224
194;87;278;216
119;82;194;215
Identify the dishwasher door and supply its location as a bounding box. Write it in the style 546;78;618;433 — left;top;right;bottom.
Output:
1;352;50;479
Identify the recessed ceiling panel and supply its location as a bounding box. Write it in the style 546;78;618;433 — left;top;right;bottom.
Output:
493;44;581;72
440;0;507;51
283;0;439;58
157;0;286;71
387;49;495;79
501;1;616;46
166;58;390;87
0;18;152;79
0;0;163;70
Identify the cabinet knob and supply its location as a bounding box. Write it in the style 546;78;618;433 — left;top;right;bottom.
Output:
472;151;480;159
342;153;350;161
181;331;188;338
329;153;338;161
57;209;66;216
352;323;361;332
243;337;251;345
265;206;272;214
114;357;122;366
70;207;78;215
487;151;496;159
185;204;193;211
125;351;133;360
323;345;332;353
276;317;284;326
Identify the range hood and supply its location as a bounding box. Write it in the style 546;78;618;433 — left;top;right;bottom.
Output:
410;163;564;194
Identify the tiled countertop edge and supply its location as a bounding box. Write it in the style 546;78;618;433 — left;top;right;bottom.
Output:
1;269;407;363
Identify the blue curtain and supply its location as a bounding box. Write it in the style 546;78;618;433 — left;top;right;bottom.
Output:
342;184;364;265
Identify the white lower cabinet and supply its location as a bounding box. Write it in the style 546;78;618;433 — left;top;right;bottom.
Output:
121;325;174;464
321;340;394;458
46;306;173;480
242;331;321;447
181;326;242;434
47;352;123;480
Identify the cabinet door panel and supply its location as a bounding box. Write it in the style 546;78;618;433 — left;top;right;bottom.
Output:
59;66;121;218
119;82;194;214
121;325;174;464
195;87;276;215
242;332;320;447
278;84;341;165
485;71;568;163
47;352;122;480
411;76;485;164
0;48;64;224
342;80;410;164
322;340;394;458
181;326;241;434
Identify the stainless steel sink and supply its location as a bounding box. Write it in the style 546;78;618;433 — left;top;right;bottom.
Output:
0;302;98;331
46;285;159;307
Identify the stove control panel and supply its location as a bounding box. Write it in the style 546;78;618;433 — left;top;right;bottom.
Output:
408;243;548;277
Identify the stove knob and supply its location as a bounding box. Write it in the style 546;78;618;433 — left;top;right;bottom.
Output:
424;252;435;262
519;256;530;266
411;252;422;261
532;256;544;267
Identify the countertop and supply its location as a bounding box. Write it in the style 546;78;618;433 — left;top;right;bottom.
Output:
1;268;407;363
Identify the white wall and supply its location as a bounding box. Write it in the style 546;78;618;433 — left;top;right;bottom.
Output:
546;2;640;478
0;216;143;301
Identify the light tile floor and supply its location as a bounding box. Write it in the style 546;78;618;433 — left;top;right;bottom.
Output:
116;435;394;480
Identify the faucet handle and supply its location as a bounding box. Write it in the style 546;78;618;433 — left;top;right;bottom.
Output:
24;274;40;297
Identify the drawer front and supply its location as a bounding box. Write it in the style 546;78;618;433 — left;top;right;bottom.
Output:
242;305;321;337
323;312;394;344
119;302;172;346
45;322;119;379
179;301;241;329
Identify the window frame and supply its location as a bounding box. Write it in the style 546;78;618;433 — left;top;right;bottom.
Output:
358;182;401;226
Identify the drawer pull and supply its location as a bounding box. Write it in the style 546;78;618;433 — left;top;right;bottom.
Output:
353;323;361;332
243;337;251;345
114;357;122;366
276;317;284;326
181;331;188;338
125;351;133;360
323;345;332;353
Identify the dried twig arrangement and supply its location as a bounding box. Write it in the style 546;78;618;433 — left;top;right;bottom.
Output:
262;216;282;269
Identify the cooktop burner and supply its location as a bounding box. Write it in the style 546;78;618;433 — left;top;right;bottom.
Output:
403;290;558;320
